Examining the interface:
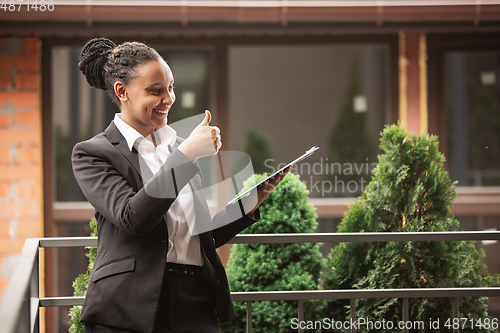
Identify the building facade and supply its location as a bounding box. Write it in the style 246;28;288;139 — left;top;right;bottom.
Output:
1;1;500;331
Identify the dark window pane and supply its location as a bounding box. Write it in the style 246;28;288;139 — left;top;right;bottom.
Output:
445;52;500;187
229;45;391;197
157;49;212;124
52;47;118;202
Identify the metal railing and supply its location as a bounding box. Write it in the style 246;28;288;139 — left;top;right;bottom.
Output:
2;231;500;333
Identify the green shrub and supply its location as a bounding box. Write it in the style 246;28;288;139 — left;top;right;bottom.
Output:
221;173;327;333
324;123;499;332
68;218;97;333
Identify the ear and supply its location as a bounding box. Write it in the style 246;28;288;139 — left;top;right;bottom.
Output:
114;81;128;102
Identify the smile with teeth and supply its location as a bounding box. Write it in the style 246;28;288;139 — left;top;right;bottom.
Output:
153;108;168;114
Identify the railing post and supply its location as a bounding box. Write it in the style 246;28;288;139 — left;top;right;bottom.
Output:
350;299;356;333
402;298;409;333
246;301;252;333
20;288;30;333
2;234;500;333
30;245;40;333
453;297;459;333
0;238;40;333
298;300;304;333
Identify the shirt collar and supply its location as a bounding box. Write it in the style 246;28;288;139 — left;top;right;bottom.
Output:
152;121;177;149
113;113;177;151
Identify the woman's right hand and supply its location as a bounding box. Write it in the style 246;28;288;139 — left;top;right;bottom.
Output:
178;110;222;161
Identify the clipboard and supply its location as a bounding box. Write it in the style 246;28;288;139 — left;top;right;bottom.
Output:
227;146;319;206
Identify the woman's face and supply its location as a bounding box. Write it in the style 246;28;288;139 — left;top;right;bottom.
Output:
117;58;176;138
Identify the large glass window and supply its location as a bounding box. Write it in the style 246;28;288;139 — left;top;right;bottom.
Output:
445;52;500;187
228;44;392;198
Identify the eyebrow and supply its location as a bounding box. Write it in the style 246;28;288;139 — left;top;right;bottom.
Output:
149;80;174;87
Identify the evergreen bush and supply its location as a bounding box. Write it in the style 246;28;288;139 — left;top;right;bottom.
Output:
68;218;97;333
221;173;327;333
324;123;498;332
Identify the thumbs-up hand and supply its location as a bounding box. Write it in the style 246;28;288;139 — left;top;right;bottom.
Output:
178;110;222;161
197;109;211;127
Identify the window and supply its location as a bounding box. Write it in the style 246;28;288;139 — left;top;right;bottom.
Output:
445;52;500;187
228;44;392;198
428;33;500;321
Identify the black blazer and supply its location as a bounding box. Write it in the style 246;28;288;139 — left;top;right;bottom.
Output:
71;121;259;333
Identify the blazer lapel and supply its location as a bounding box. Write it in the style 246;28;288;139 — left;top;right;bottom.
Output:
103;123;215;248
104;121;144;182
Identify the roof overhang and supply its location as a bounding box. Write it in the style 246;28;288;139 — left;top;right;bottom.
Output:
2;1;500;37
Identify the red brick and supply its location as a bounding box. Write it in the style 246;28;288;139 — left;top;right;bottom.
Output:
0;165;39;181
0;92;39;108
0;129;40;145
0;238;26;255
0;276;8;289
14;56;38;72
15;74;38;90
17;147;39;164
0;219;37;239
0;202;40;219
0;277;10;302
0;148;11;165
16;110;39;127
0;57;14;71
15;219;40;237
0;183;12;199
0;74;13;90
22;38;38;54
0;111;13;127
0;219;25;238
0;148;11;164
0;219;10;237
17;183;39;199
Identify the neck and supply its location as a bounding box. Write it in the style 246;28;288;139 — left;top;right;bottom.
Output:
120;113;155;139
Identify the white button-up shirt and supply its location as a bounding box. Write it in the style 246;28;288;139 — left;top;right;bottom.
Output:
114;113;203;266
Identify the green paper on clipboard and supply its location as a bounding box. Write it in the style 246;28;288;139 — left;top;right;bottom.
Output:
227;146;319;206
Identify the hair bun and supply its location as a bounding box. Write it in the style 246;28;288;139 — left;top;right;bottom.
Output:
78;37;116;90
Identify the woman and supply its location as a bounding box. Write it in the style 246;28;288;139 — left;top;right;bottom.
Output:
72;38;288;333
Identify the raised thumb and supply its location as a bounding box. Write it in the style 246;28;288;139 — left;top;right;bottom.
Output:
197;110;211;127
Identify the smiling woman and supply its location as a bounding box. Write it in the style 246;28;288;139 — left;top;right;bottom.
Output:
78;39;175;138
71;37;288;333
112;59;176;138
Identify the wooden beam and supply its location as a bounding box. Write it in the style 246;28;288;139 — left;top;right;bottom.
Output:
399;31;428;134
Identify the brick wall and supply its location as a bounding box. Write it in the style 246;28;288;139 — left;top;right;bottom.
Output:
0;37;42;301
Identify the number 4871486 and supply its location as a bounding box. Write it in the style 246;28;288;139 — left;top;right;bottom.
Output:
1;0;55;11
444;318;498;330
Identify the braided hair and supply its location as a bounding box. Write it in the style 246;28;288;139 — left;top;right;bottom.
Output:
78;37;161;106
